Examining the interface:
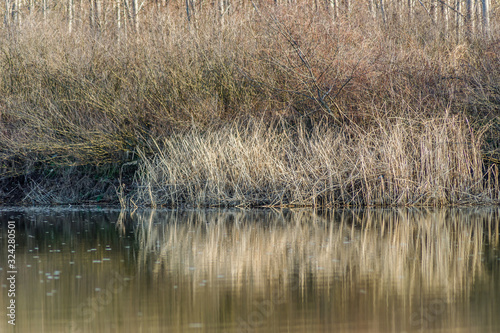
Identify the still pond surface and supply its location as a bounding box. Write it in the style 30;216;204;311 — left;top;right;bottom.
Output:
1;207;499;333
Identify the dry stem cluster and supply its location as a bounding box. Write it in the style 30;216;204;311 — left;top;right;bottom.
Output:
0;1;499;206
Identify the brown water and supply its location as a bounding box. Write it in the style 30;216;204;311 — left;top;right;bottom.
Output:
1;208;499;333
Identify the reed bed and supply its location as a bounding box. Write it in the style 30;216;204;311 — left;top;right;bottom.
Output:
0;1;499;206
133;115;499;207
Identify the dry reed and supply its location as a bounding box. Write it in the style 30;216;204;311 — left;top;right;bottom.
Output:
133;115;499;207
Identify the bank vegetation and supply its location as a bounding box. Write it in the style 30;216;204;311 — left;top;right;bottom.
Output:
0;0;499;207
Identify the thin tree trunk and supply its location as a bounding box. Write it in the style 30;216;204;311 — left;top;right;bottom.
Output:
123;0;128;39
430;0;437;24
43;0;47;23
89;0;95;29
95;0;101;31
13;0;20;26
101;0;106;29
4;0;11;27
466;0;472;34
132;0;139;32
78;0;83;29
68;0;74;32
185;0;191;22
378;0;386;23
219;0;225;25
442;0;449;36
368;0;376;19
396;0;402;23
329;0;338;21
407;0;413;22
116;0;121;38
190;0;198;29
481;0;489;37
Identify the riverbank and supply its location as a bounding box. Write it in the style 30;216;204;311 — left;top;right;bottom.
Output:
2;115;499;208
1;1;499;207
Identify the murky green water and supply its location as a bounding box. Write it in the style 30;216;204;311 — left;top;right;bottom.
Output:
1;208;499;332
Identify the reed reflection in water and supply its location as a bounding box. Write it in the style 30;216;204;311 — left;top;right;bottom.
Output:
0;208;499;333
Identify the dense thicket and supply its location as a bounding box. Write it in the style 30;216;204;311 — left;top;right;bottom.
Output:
0;0;499;206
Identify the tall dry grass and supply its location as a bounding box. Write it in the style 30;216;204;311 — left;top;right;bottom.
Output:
4;207;498;332
0;2;499;205
133;115;499;207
